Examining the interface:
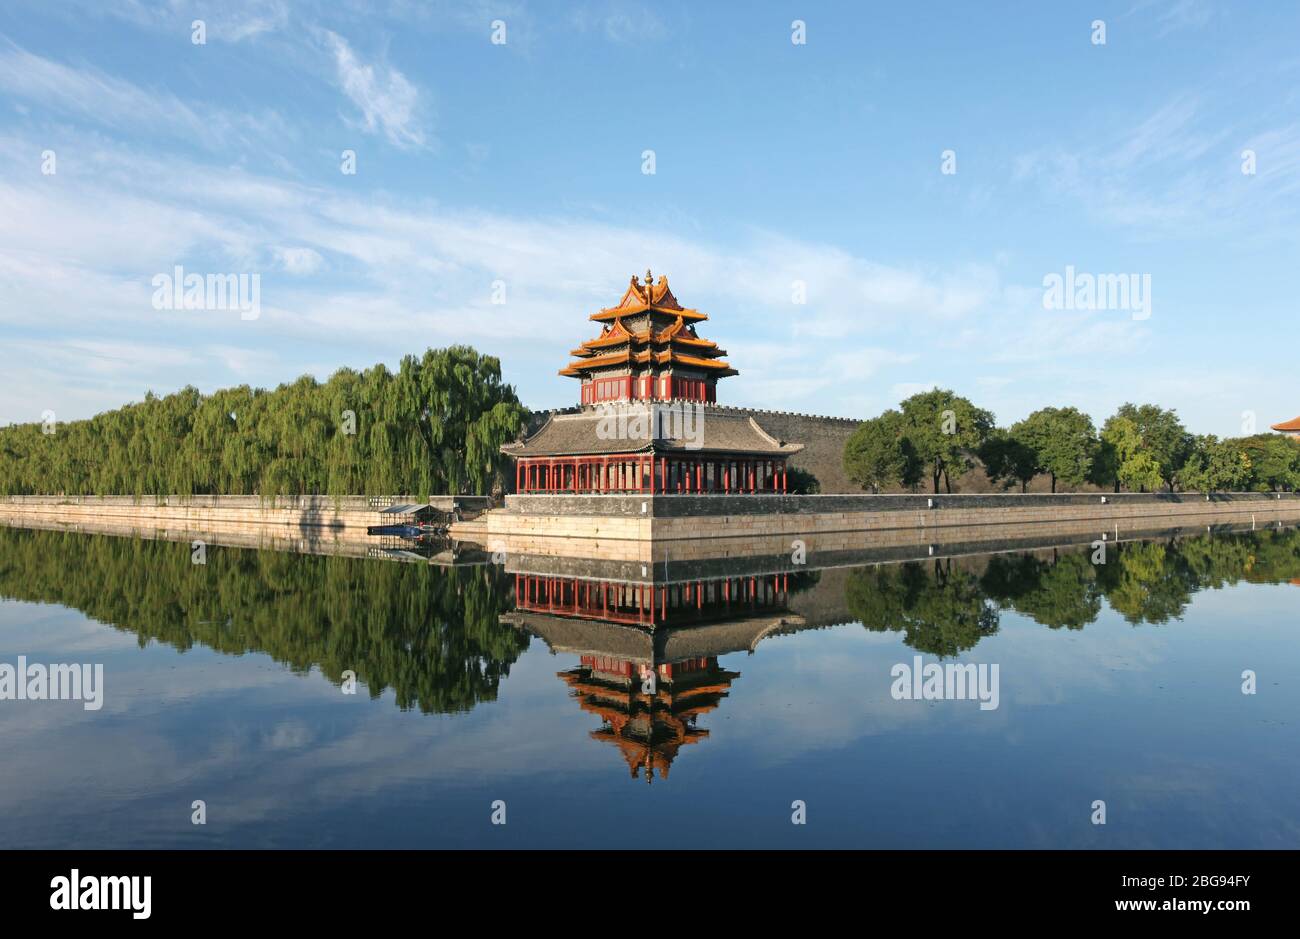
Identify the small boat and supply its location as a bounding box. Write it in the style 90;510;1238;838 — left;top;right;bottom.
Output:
366;523;426;537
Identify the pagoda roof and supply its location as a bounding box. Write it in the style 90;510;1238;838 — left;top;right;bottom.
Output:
568;315;726;357
500;406;805;458
561;272;738;378
559;347;737;377
503;609;808;651
1271;416;1300;432
590;271;708;322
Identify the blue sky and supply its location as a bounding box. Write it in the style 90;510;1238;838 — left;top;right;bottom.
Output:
1;0;1297;435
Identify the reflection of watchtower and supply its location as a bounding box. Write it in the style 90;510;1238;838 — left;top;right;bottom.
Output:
559;655;739;783
513;572;794;629
504;566;811;782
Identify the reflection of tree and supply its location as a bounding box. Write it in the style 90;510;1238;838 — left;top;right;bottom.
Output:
846;559;999;657
0;527;525;714
1093;541;1193;625
846;529;1300;648
982;552;1101;630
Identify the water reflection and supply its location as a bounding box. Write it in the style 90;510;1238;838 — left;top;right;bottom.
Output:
503;570;814;781
2;519;1300;849
1;523;1298;724
0;526;526;713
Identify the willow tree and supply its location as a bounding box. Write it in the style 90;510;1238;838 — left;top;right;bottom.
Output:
0;346;528;498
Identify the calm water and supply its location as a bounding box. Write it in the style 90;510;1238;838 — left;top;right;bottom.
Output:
1;524;1297;849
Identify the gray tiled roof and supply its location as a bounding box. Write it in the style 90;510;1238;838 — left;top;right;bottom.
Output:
500;405;805;458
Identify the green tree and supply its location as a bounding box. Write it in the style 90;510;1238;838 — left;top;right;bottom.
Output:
898;389;995;494
1238;434;1300;491
1098;415;1164;492
1112;403;1192;492
1011;407;1097;493
979;430;1039;492
1178;435;1252;493
0;346;528;498
843;409;920;492
785;465;822;494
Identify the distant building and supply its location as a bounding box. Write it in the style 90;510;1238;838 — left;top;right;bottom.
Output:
502;271;803;493
1271;416;1300;439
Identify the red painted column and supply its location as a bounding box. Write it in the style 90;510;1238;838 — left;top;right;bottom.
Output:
696;461;702;492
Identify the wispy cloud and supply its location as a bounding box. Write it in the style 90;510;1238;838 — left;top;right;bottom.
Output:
321;31;426;149
1014;94;1300;240
0;40;291;151
569;1;667;43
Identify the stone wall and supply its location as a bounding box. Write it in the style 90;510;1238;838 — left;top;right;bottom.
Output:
722;407;861;493
502;491;1300;518
0;494;492;537
453;491;1300;564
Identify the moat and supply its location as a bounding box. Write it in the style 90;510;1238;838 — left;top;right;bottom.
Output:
1;522;1298;849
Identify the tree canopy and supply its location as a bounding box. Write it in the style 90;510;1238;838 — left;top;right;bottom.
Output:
899;389;995;493
0;346;528;497
842;391;1298;494
843;408;921;493
1010;406;1097;493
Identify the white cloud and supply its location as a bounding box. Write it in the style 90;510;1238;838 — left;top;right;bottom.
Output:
322;31;426;149
276;246;324;275
0;41;295;154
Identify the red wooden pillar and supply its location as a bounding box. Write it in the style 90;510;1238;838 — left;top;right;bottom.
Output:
695;461;703;492
782;465;788;492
